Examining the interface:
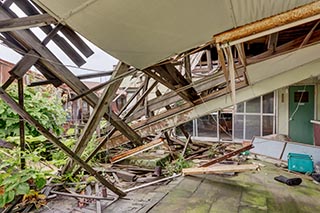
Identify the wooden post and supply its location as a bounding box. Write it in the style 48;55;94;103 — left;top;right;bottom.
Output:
18;78;25;169
184;55;192;82
62;62;138;173
0;87;126;197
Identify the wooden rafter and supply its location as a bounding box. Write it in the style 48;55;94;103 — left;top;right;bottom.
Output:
72;79;158;175
0;13;56;32
5;1;91;66
29;70;114;87
144;64;199;103
0;87;126;197
62;62;137;174
0;5;142;161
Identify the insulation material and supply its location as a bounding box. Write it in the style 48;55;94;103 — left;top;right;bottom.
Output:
34;0;316;69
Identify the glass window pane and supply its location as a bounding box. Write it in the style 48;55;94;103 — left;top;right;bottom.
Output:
176;120;194;136
263;93;274;113
198;115;218;137
236;102;244;113
246;97;261;113
245;115;261;139
263;116;274;136
234;115;244;139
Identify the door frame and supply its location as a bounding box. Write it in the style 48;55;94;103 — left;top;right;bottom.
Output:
288;84;316;145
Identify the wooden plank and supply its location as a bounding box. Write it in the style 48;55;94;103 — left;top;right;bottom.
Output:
184;55;192;82
60;26;94;58
29;70;113;87
199;144;253;167
182;136;191;157
144;67;193;104
182;164;259;175
71;82;151;175
0;7;141;149
62;63;134;174
164;64;199;99
118;83;145;115
121;80;158;119
69;69;138;101
0;86;126;197
300;20;320;47
110;138;164;163
10;0;87;66
267;33;279;52
0;13;56;32
127;72;231;121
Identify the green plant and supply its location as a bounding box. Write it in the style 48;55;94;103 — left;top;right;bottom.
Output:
0;148;50;208
165;154;193;175
0;83;66;138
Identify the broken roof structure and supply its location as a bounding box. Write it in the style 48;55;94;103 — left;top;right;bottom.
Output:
1;0;320;199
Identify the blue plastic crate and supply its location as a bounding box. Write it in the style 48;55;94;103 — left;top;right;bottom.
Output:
288;153;314;173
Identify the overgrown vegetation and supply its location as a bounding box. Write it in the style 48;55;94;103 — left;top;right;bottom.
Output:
0;148;51;208
0;84;66;138
165;154;193;175
0;83;68;208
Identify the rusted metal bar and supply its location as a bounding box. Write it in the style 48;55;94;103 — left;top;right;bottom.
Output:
0;87;126;197
199;144;253;167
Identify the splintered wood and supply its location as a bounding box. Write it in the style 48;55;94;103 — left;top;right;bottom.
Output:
182;164;259;176
199;144;253;167
110;138;164;163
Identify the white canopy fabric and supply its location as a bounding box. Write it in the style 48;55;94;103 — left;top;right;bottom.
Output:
34;0;317;69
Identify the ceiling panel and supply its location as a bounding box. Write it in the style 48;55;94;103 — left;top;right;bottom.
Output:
34;0;317;69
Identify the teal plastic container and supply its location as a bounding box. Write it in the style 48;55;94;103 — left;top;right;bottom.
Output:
288;153;314;173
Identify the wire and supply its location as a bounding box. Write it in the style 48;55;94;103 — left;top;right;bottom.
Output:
289;85;307;121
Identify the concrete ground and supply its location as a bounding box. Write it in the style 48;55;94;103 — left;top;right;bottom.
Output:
39;158;320;213
148;160;320;213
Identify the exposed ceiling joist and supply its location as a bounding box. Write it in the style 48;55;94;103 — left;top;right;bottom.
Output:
0;13;56;32
217;1;320;47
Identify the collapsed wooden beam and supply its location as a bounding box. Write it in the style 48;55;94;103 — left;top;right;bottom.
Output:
69;69;138;101
7;1;88;66
0;13;56;32
182;164;259;176
72;79;158;175
0;6;141;150
29;70;114;87
62;62;135;174
0;87;126;197
110;138;164;163
214;1;320;46
199;144;253;167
